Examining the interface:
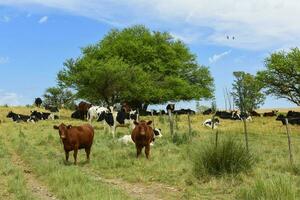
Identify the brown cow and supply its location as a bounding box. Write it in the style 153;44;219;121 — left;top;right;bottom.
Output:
263;110;278;117
53;123;94;165
78;101;92;120
131;120;154;159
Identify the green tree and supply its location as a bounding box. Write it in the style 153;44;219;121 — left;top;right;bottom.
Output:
43;86;75;109
58;25;214;110
232;71;265;113
231;71;265;152
257;48;300;106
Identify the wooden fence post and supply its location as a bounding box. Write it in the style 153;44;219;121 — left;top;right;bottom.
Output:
243;119;249;151
284;118;294;165
168;110;174;136
187;113;192;136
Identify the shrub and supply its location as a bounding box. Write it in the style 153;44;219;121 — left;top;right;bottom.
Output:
238;175;297;200
172;133;190;145
191;137;255;177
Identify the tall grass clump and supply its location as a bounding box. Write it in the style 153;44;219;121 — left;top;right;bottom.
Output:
191;137;255;177
238;175;297;200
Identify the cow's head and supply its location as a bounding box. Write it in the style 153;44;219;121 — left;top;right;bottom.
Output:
6;111;14;118
53;123;72;139
133;120;152;135
153;128;162;137
129;110;137;120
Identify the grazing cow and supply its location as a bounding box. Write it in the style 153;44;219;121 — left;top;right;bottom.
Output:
263;110;278;117
6;111;36;123
30;110;58;120
53;123;94;165
166;103;175;114
202;118;220;129
103;109;138;137
71;110;82;119
250;110;261;117
202;108;213;115
35;97;42;107
45;105;59;113
78;101;92;120
276;114;300;125
87;106;109;123
131;120;154;158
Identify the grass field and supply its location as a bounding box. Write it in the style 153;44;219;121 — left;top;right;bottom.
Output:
0;106;300;199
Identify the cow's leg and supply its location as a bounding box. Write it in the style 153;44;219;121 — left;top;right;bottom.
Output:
136;145;142;158
145;144;150;159
73;145;78;165
85;147;91;162
65;151;69;162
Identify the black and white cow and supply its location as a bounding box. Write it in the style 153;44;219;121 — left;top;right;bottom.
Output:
203;118;220;129
166;103;175;114
6;111;36;123
87;106;109;123
30;110;58;120
118;127;162;145
102;108;138;137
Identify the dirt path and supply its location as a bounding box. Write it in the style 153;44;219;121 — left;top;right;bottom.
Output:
10;152;58;200
81;168;183;200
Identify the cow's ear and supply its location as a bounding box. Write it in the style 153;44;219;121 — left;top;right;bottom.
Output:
147;121;152;125
53;125;59;129
67;125;72;129
134;121;139;126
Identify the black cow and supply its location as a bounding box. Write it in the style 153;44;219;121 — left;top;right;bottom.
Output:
6;111;36;122
215;111;232;119
276;114;300;125
202;108;213;115
35;97;42;107
263;110;278;117
287;111;300;118
173;109;196;115
45;105;59;113
71;110;82;119
250;110;261;117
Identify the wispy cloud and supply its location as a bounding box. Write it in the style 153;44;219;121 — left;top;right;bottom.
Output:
0;91;22;106
0;56;9;64
38;16;48;24
1;15;10;22
209;50;231;63
1;0;300;50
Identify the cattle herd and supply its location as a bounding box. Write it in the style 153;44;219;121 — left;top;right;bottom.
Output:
4;99;300;164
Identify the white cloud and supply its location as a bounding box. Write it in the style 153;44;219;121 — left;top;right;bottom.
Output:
0;56;9;64
209;50;231;63
0;91;22;106
1;0;300;49
1;15;10;22
38;15;48;24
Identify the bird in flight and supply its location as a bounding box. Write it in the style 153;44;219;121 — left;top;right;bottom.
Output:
226;35;235;40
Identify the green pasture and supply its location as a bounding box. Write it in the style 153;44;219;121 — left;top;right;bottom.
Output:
0;106;299;199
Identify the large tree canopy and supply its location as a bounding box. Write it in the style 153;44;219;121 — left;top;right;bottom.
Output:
58;25;214;109
257;48;300;106
232;71;265;112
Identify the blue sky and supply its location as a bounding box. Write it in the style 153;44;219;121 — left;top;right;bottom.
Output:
0;0;299;109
